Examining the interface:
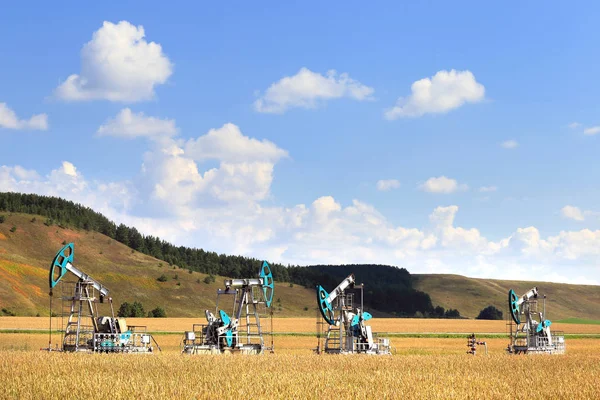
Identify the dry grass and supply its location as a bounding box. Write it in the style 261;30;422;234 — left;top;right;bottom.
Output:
1;340;599;399
2;317;600;400
0;213;318;317
3;317;600;334
413;273;600;320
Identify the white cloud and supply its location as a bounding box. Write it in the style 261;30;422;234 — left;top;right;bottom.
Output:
479;186;497;192
550;229;600;260
3;158;600;283
430;206;487;250
11;166;40;181
568;122;581;129
60;161;78;177
55;21;173;102
384;69;485;120
4;121;600;284
560;205;600;222
0;103;48;131
561;205;585;222
501;139;518;149
97;108;177;139
0;162;130;213
254;68;374;113
419;176;467;194
312;196;342;220
185;123;288;163
376;179;400;191
137;123;288;213
584;126;600;136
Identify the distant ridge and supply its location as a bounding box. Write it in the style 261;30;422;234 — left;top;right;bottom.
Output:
413;274;600;320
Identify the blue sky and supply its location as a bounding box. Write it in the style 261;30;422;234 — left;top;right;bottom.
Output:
1;1;600;284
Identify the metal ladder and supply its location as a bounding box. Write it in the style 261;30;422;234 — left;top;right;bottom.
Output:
62;280;97;351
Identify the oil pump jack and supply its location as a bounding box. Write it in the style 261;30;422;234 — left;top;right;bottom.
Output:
316;274;391;355
47;243;159;353
182;261;274;354
506;287;565;354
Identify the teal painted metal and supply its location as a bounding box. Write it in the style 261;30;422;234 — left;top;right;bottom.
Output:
100;340;115;348
350;311;372;327
509;289;520;324
351;311;372;336
259;261;274;307
536;319;552;333
225;330;233;347
219;310;233;346
317;285;335;325
120;332;132;344
49;243;74;289
220;310;231;325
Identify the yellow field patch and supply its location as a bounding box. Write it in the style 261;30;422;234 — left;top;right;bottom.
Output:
3;317;600;335
0;259;47;279
0;233;7;240
0;338;599;399
101;272;160;291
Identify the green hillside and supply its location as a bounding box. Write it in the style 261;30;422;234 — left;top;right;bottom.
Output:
2;208;599;321
0;193;440;318
413;274;600;321
0;213;316;317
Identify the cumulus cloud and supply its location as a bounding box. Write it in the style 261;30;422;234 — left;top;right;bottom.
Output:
501;139;519;149
185;123;288;163
479;186;497;192
551;229;600;260
429;206;487;250
3;158;600;283
254;68;374;113
97;108;177;139
561;205;585;222
0;103;48;131
384;69;485;119
136;123;289;213
584;126;600;136
376;179;400;191
560;205;599;222
4;120;600;283
9;166;40;181
0;162;131;214
419;176;467;194
55;21;173;102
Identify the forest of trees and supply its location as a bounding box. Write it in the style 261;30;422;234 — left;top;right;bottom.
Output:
476;305;503;320
0;192;455;317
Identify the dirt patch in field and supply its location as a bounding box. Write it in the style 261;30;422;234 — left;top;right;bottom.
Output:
0;233;7;240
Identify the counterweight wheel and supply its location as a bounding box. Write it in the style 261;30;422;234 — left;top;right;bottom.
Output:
508;289;520;324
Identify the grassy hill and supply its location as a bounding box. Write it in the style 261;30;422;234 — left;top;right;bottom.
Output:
413;274;600;321
2;210;599;321
0;213;316;317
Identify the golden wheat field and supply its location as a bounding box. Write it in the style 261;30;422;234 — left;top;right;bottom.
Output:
4;316;600;334
2;318;600;399
1;344;600;399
